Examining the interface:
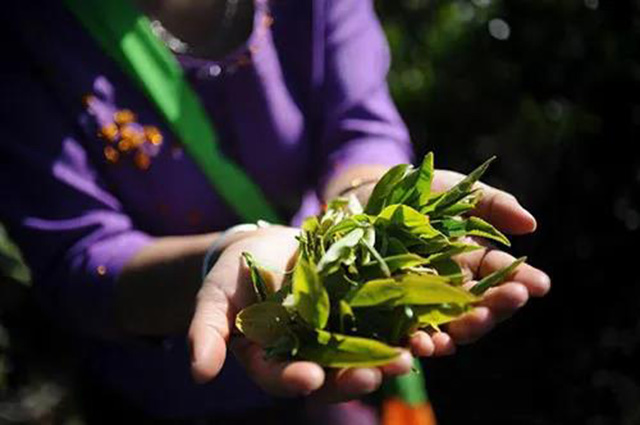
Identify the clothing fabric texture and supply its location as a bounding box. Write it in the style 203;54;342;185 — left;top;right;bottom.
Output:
0;0;412;419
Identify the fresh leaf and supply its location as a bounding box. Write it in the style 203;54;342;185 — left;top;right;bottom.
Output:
415;152;435;206
463;217;511;246
264;331;300;359
425;242;481;264
365;164;412;215
377;205;441;239
360;232;390;277
349;274;479;308
242;252;272;302
471;256;527;295
293;258;330;328
236;302;291;346
389;306;416;344
297;329;400;367
426;156;496;213
360;253;428;279
414;304;473;328
432;216;510;246
430;258;465;285
339;300;355;333
431;190;481;218
317;228;365;273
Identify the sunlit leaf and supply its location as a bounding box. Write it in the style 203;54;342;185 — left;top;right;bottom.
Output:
464;217;511;246
242;252;273;302
425;156;496;213
349;274;478;308
471;256;527;295
293;259;330;328
236;302;291;346
317;228;365;273
365;164;413;215
415;152;435;205
297;330;400;367
377;204;441;239
414;304;473;328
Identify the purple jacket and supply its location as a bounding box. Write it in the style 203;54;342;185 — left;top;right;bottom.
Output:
0;0;412;417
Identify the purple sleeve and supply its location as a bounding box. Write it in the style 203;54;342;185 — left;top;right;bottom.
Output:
316;0;414;190
0;64;154;339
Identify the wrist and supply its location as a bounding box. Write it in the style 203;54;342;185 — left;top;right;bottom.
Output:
201;222;269;279
322;165;389;203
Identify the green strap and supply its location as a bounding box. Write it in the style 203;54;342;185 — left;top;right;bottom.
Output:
65;0;281;224
383;358;429;406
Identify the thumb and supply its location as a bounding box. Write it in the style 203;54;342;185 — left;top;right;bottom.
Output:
188;276;234;384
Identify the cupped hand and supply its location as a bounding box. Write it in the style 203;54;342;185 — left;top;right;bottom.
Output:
188;226;415;402
408;169;551;357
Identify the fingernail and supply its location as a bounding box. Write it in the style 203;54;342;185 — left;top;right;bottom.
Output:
514;199;538;231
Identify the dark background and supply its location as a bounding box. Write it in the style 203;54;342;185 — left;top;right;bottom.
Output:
2;0;640;423
377;0;640;423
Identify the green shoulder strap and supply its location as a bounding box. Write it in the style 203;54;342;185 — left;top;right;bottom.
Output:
65;0;281;224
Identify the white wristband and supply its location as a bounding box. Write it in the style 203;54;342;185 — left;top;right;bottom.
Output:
201;222;270;280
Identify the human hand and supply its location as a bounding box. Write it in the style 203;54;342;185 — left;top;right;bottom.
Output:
407;169;551;357
188;226;415;402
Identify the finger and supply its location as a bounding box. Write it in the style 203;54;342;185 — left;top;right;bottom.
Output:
379;350;413;376
446;307;495;344
309;367;383;403
479;282;529;322
457;249;551;297
230;337;325;397
474;183;537;235
409;331;435;357
433;170;536;235
188;281;233;384
431;331;456;356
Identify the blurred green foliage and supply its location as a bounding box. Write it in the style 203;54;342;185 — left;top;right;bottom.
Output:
0;225;30;287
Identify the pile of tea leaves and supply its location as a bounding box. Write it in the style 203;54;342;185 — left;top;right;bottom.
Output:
236;153;526;367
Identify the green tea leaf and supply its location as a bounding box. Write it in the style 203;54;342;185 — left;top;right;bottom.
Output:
415;152;435;206
349;274;479;308
264;331;300;360
377;205;441;239
236;302;291;346
317;228;365;273
242;252;272;302
293;258;330;328
425;242;481;264
339;300;355;333
387;169;419;206
389;306;416;344
360;253;428;280
297;330;400;367
471;256;527;295
386;236;410;255
365;164;412;215
426;156;496;213
432;216;510;246
414;304;473;328
361;235;390;277
431;190;481;218
432;217;468;238
430;258;465;285
464;217;511;246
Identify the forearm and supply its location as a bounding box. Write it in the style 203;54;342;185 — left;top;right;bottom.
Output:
115;233;219;336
